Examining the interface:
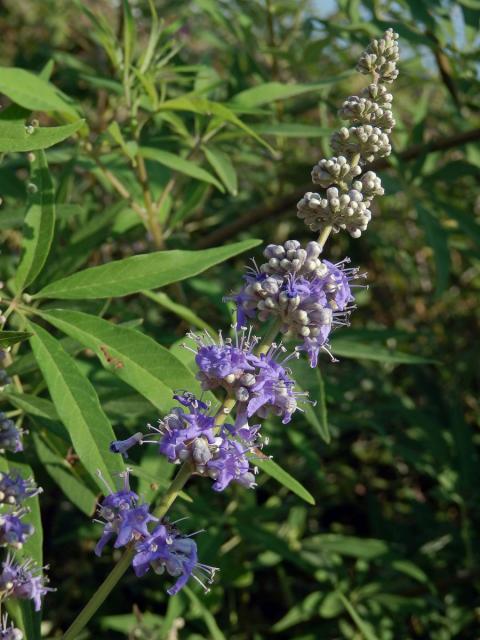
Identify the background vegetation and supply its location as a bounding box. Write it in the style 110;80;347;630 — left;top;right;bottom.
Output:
0;0;479;638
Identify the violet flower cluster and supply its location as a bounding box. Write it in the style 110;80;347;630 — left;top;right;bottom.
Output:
0;464;51;635
0;355;51;634
231;241;363;366
96;30;399;599
102;336;306;593
94;469;217;595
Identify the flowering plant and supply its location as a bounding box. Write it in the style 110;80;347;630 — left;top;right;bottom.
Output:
0;2;478;638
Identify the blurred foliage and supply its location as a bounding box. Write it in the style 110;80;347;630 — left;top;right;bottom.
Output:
0;0;479;638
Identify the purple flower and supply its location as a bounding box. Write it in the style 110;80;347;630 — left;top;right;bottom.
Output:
244;345;307;424
94;470;157;556
229;241;363;367
185;331;304;423
0;614;23;640
132;522;218;595
206;437;257;492
0;511;34;548
0;472;41;507
0;413;24;453
145;393;260;492
110;432;144;457
185;329;256;393
146;394;218;467
0;555;53;612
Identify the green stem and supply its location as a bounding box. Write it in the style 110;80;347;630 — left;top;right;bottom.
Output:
62;463;193;639
214;396;237;427
256;320;281;355
62;548;134;640
152;461;193;519
317;224;333;251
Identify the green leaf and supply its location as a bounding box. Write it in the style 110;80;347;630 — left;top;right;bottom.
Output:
416;204;451;297
330;338;435;364
255;457;315;505
100;612;164;633
15;150;55;292
0;67;79;118
107;121;137;160
303;534;389;560
289;357;330;442
140;147;224;191
273;591;323;632
230;76;351;107
203;146;238;195
338;592;380;640
32;431;98;515
156;95;274;152
142;289;215;333
122;0;136;75
158;594;185;638
34;239;261;299
251;123;332;138
38;308;207;412
183;587;226;640
0;330;32;348
28;322;125;491
0;105;84;152
6;391;59;421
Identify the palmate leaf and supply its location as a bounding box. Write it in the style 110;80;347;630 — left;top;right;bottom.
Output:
33;239;261;299
38;308;210;412
28;322;125;491
15;150;56;292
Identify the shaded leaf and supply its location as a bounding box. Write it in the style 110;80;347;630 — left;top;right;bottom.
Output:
0;330;32;348
203;146;238;195
338;593;379;640
140;147;224;191
156;95;274;152
416;204;450;296
330;338;435;364
255;457;315;505
273;592;323;632
32;431;98;515
183;587;226;640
